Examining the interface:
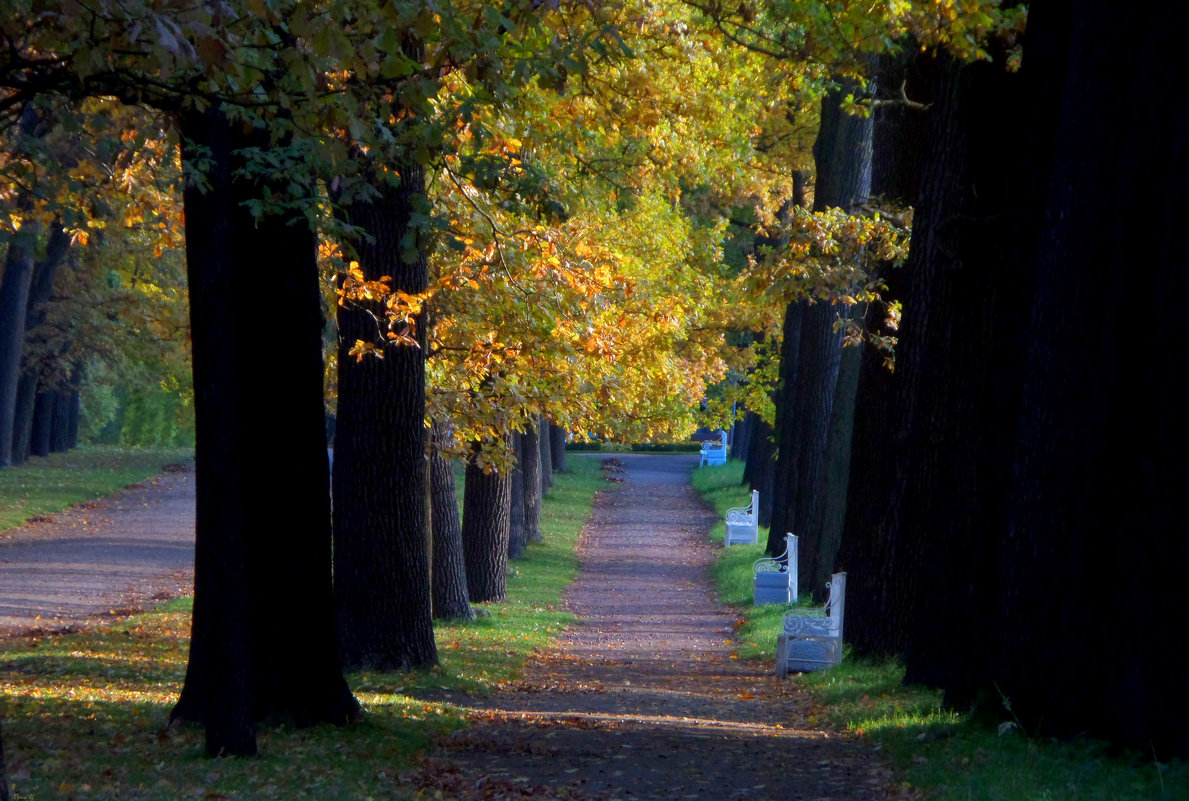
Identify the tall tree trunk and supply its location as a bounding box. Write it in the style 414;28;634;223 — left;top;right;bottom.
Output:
892;53;1037;704
538;413;552;496
835;52;933;658
0;109;46;470
742;411;776;529
49;385;74;452
507;431;526;559
430;419;473;621
806;335;861;590
333;160;438;671
766;301;802;556
462;444;511;603
29;391;53;458
170;107;257;757
549;423;567;472
788;86;873;595
0;224;39;469
522;420;543;544
10;221;70;464
171;108;359;755
993;0;1189;757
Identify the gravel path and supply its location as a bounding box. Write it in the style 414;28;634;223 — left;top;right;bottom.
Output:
0;470;195;636
424;453;890;801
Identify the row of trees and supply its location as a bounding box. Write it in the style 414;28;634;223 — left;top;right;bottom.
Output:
722;0;1188;760
3;0;1183;783
0;0;765;765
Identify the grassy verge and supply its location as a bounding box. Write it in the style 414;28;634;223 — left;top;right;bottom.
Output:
1;456;608;800
692;461;1189;801
0;445;195;532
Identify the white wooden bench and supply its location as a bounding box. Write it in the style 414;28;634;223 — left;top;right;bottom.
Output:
775;572;846;675
753;533;798;605
699;432;728;466
724;490;759;545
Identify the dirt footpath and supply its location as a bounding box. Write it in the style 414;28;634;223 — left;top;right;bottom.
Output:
417;454;891;801
0;470;195;636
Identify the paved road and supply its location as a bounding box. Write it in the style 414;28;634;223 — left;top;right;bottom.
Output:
435;453;890;801
0;471;195;636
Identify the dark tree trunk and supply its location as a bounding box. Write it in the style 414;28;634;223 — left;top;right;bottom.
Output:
891;53;1038;704
834;52;934;658
462;446;511;603
538;413;552;496
731;410;751;465
508;431;526;559
549;423;567;472
430;419;473;621
333;160;438;672
766;301;802;556
10;221;70;464
787;301;844;596
171;108;359;755
0;109;46;470
806;336;861;590
170;107;257;757
742;411;776;529
0;225;38;469
786;86;873;595
522;420;543;544
991;0;1189;758
29;391;53;459
49;387;74;452
10;371;38;464
835;287;908;657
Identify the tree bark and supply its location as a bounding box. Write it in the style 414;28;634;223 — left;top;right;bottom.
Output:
508;431;526;559
10;221;70;464
333;159;438;672
0;224;39;469
430;419;473;621
522;420;543;544
171;108;359;754
29;391;53;458
766;301;802;556
462;445;511;603
787;86;872;595
538;413;552;496
0;109;46;470
992;0;1189;757
170;107;257;756
549;423;567;472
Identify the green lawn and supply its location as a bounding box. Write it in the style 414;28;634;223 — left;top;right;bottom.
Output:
0;446;195;532
692;459;1189;801
1;455;608;800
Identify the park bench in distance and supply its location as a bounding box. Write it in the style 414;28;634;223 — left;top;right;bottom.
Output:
724;490;759;545
753;533;797;605
775;572;846;675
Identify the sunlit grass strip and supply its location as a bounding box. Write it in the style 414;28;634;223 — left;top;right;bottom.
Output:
0;455;606;800
0;445;195;532
692;462;1189;800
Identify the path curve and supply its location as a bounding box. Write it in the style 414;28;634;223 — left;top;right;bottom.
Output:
0;470;195;636
428;453;890;801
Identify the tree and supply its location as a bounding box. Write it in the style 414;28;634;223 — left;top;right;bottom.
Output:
333;163;438;671
430;418;473;621
170;108;360;754
462;439;511;603
521;419;543;543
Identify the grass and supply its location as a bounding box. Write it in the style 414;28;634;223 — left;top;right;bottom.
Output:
692;460;1189;801
1;455;609;800
0;445;195;533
